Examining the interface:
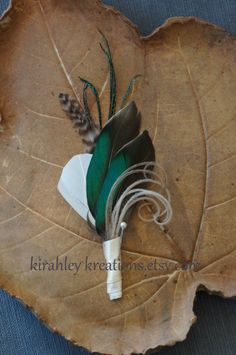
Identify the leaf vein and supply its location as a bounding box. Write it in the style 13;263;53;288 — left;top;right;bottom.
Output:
177;37;209;262
38;1;82;105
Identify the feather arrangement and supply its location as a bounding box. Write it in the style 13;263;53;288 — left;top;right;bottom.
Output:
58;34;172;300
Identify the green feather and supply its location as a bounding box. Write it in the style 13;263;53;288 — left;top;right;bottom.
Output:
99;34;116;119
120;74;142;109
95;130;155;236
79;77;102;130
86;101;141;218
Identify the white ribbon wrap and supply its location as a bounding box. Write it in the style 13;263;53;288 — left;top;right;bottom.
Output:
103;237;122;300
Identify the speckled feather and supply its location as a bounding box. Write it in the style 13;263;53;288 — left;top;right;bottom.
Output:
59;93;100;153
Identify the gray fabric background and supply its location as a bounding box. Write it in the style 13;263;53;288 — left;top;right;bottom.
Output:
104;0;236;35
0;0;236;354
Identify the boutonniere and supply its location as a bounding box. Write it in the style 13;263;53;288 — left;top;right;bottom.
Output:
57;34;172;300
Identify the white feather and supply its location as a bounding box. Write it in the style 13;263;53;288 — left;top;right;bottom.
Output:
57;154;95;225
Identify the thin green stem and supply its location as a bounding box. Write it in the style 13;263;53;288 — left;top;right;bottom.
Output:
80;77;102;130
100;34;116;120
120;74;142;109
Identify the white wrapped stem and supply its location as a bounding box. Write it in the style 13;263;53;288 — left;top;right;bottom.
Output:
103;237;122;300
103;162;173;300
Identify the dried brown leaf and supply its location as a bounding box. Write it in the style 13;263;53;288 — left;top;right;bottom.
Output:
0;1;236;354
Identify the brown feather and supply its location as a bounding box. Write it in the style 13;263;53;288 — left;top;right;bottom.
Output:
59;93;100;153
